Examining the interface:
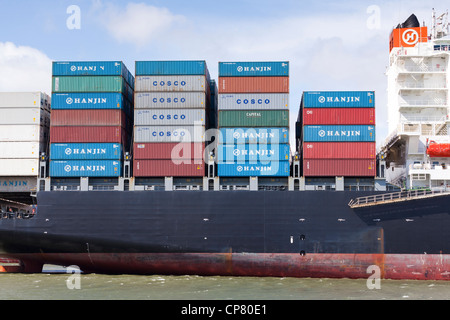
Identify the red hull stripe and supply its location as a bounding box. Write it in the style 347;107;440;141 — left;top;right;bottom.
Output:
4;253;450;280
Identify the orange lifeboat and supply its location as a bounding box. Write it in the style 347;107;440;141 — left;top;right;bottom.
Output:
427;140;450;157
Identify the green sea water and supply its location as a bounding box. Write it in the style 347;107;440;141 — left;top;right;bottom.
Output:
0;272;448;301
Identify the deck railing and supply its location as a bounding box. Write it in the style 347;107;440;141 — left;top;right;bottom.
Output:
348;189;450;208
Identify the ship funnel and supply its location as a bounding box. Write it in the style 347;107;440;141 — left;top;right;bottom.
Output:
396;14;420;29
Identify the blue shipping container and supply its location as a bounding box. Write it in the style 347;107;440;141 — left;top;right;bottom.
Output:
302;91;375;108
51;93;132;115
50;160;122;177
218;144;290;162
50;143;123;160
218;161;290;177
303;125;376;142
219;128;289;144
52;61;134;88
219;62;289;77
136;61;209;77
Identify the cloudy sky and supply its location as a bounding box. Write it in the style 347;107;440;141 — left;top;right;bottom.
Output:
0;0;448;149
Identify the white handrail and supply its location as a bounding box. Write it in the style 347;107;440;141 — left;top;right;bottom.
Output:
400;66;447;72
399;99;447;106
398;82;447;89
349;189;450;207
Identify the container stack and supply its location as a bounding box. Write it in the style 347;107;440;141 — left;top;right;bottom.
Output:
299;91;376;177
0;92;50;177
217;62;290;177
49;61;134;178
133;61;211;177
209;79;218;131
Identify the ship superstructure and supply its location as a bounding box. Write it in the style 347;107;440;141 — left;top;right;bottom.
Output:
383;9;450;190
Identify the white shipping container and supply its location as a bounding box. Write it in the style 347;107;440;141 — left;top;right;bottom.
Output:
134;125;205;143
135;92;207;109
0;92;51;111
0;142;44;159
0;159;39;176
135;76;208;92
0;107;51;126
135;109;206;126
0;176;37;192
0;125;49;142
218;93;289;110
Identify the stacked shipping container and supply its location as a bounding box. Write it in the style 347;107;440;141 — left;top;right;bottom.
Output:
217;62;290;177
49;61;134;177
133;61;211;177
298;91;376;177
0;92;50;176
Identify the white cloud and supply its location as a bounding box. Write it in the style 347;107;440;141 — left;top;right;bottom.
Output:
0;42;52;95
90;1;443;147
191;11;392;148
99;2;186;48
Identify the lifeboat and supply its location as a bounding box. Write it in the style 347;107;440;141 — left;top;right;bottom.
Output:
427;140;450;157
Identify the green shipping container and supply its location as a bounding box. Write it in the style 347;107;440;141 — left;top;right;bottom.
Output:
52;76;132;99
219;110;289;127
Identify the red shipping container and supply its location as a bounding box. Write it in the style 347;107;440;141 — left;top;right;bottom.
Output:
302;108;375;125
303;159;376;177
134;143;205;160
302;142;376;159
133;159;205;177
51;110;128;127
50;126;128;144
218;77;289;93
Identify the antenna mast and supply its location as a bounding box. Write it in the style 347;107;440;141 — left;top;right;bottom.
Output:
433;9;450;39
432;8;436;40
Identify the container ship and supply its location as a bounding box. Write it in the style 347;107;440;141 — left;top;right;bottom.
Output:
0;11;449;280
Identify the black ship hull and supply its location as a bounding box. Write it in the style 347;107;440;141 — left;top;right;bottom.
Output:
0;190;449;280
